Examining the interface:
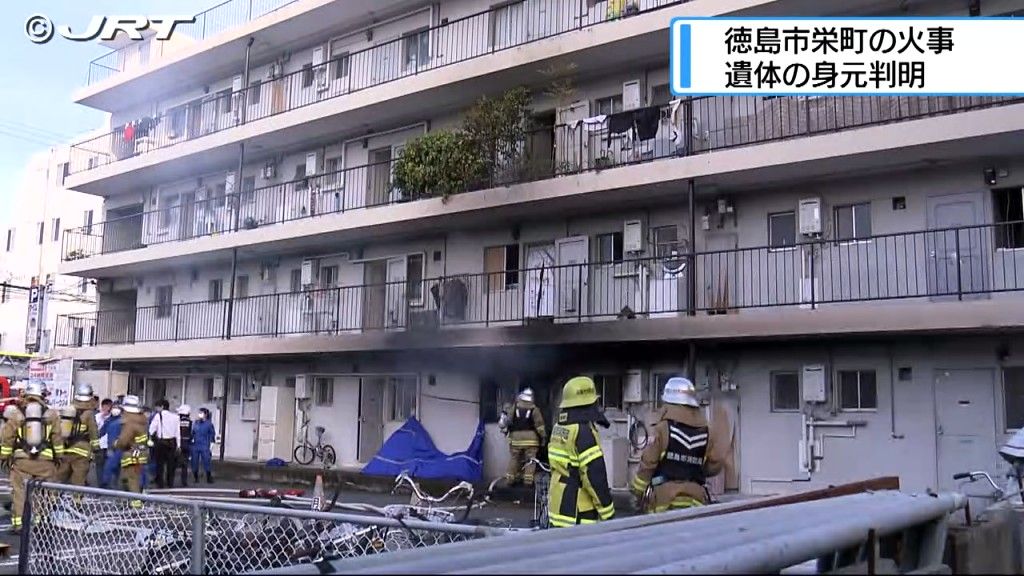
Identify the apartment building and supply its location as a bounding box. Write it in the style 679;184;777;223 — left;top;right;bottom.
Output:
0;144;102;355
53;0;1024;498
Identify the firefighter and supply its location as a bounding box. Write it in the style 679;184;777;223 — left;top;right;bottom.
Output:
175;404;193;487
501;388;546;487
630;376;727;513
547;376;615;528
0;382;63;534
57;384;100;486
113;395;150;496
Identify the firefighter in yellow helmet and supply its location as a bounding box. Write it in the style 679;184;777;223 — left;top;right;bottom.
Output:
113;395;150;496
547;376;615;528
501;387;546;487
0;382;63;534
57;383;100;486
630;377;727;512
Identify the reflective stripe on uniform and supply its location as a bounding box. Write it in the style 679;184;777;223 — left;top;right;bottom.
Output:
631;474;650;494
0;447;12;456
548;511;577;528
597;502;615;520
64;447;91;458
133;434;148;444
654;495;703;512
578;444;603;467
509;439;540;448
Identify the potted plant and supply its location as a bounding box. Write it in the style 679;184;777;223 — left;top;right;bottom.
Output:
243;216;259;230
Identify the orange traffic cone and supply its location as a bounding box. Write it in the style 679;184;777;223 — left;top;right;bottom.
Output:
311;473;324;511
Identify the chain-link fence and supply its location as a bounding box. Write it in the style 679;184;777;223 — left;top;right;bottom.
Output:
20;481;508;575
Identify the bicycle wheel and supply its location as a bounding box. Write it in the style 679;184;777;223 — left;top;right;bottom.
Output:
321;444;337;468
294;444;315;466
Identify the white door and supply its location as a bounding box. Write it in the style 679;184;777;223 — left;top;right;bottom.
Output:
555;236;589;320
524;243;555;318
358;377;386;463
935;368;999;515
385;257;407;329
556;101;590;174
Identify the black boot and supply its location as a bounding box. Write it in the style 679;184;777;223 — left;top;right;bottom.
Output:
206;472;214;484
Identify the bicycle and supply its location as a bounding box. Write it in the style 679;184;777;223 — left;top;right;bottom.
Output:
526;458;551;529
953;470;1024;522
293;424;337;468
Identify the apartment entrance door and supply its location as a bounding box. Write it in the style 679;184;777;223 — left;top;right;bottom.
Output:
555;236;589;320
362;260;387;330
934;368;998;510
357;377;385;463
524;243;555;318
366;147;392;207
927;193;988;300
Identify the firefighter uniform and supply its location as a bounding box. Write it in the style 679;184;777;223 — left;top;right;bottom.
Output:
57;385;100;486
503;389;546;486
113;395;150;495
631;377;727;512
0;384;63;533
547;376;615;528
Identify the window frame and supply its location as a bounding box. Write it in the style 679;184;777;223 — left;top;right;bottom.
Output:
594;374;624;412
290;269;302;293
770;370;801;412
387;376;418;422
652;225;679;258
318;265;338;290
208;279;223;302
406;253;426;307
402;28;430;70
594;94;624;116
301;63;315;88
217;88;232;115
993;187;1024;251
833;202;873;244
1003;366;1024;431
485;244;520;291
83;210;94;234
332;53;350;81
768;210;798;252
155;285;174;319
837;369;878;412
314;376;335;407
597;231;624;264
247;79;262;107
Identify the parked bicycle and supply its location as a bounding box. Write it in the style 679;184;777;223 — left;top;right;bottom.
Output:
527;458;551;529
293;423;337;468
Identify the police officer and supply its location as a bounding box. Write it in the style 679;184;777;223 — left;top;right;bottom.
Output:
0;382;63;533
175;404;193;487
113;395;150;496
502;388;546;487
547;376;615;528
630;377;727;512
57;384;100;486
191;407;215;484
98;402;124;490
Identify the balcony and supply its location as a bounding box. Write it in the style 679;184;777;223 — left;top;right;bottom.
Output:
68;0;692;176
62;94;1024;265
56;221;1024;352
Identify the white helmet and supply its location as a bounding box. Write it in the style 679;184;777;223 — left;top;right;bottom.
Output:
11;381;26;392
662;377;700;407
177;404;192;416
122;395;142;413
25;381;46;401
2;405;20;421
517;388;534;403
74;383;94;402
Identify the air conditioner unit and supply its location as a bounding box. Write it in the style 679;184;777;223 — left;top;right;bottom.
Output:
295;375;312;400
798;198;823;236
262;162;277;180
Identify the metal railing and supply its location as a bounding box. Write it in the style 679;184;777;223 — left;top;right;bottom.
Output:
60;94;1023;262
86;0;300;85
21;481;504;575
69;0;684;174
55;220;1024;348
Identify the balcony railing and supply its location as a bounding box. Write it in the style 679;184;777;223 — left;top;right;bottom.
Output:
62;94;1024;263
69;0;684;174
56;221;1024;348
87;0;300;85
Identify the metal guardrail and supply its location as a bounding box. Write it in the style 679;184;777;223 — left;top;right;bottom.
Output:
69;0;685;174
61;94;1023;262
55;220;1024;348
21;481;504;575
270;490;964;574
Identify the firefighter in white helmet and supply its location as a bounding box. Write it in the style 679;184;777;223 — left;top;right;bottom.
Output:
630;377;727;513
57;383;100;486
113;395;150;497
501;388;546;487
0;382;63;533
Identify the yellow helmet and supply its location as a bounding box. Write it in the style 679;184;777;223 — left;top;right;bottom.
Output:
559;376;599;409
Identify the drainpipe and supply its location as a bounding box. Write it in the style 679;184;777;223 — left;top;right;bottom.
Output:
687;179;696;316
219;356;230;462
233;37;254;232
225;248;238;340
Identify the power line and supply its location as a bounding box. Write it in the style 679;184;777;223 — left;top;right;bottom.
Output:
0;119;75;141
0;122;72;144
0;127;58;149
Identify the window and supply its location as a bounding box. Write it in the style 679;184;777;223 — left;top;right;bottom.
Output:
51;218;61;242
37;222;44;245
652;373;672;409
597;232;624;263
325;157;342;187
208;279;223;302
651;84;673;108
319;266;337;289
213;183;227;208
485;244;519;291
204;377;216;402
1004;367;1024;429
248;79;262;106
234;275;249;299
301;63;315;88
837;369;878;411
217;89;232;114
770;371;800;412
595;374;624;411
293;163;307;183
83;210;94;234
241;176;256;204
652;225;678;258
290;269;302;292
768;211;797;250
5;229;13;252
594;95;624;116
158;193;177;229
406;254;424;305
402;28;430;69
156;286;173;318
333;53;350;80
314;377;334;407
834;203;872;242
994;187;1024;249
388;376;418;421
169;106;186;136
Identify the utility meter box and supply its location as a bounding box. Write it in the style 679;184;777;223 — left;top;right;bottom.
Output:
294;375;312;400
798;198;822;236
623;220;643;254
624;370;644;403
801;364;827;403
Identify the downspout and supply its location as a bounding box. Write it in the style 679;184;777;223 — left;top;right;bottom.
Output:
232;37;254;232
889;346;904;439
687;179;696;316
219;356;230;462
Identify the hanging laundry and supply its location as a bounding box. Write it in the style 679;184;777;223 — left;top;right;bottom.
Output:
606;110;634;146
570;114;608;131
587;0;600;8
123;122;135;142
607;0;626;19
633;106;661;141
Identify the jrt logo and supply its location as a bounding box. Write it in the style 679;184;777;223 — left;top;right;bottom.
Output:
26;15;196;44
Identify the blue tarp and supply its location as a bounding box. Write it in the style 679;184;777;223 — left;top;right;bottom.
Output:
362;417;484;483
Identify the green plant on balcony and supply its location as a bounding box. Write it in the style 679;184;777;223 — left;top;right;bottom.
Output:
463;86;533;185
594;152;615;170
391;130;486;202
243;216;260;230
65;249;86;260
